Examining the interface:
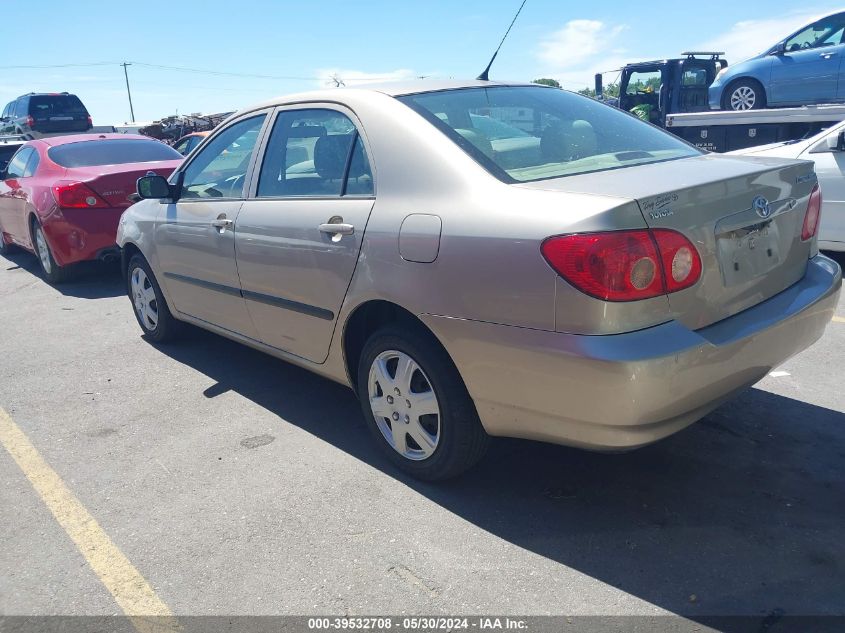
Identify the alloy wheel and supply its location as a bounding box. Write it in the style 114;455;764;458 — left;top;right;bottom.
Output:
35;227;52;274
730;86;756;110
130;266;159;331
367;350;441;460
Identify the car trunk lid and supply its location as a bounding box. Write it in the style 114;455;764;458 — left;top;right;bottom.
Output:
67;161;181;208
517;154;818;329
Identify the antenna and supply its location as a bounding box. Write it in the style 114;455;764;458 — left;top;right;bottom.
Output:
477;0;527;81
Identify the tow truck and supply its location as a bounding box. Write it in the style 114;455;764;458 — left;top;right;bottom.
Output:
595;52;845;152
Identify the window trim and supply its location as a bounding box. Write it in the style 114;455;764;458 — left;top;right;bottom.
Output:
170;109;274;203
23;149;40;177
246;102;376;201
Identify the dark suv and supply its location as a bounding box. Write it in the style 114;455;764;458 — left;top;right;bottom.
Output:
0;93;92;139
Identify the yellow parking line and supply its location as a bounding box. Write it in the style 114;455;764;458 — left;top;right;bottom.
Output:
834;316;845;323
0;407;179;633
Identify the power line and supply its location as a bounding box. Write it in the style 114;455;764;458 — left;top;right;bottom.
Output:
0;60;412;83
0;62;118;69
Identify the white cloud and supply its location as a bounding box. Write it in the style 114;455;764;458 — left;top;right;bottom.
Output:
314;68;418;88
699;10;838;62
537;20;628;68
534;19;630;90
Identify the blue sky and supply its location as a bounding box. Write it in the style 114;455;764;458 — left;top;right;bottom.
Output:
0;0;842;126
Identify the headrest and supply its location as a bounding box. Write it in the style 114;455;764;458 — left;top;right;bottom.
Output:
541;120;597;163
454;128;494;158
314;134;353;180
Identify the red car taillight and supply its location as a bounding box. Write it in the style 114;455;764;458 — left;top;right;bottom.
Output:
801;184;821;241
26;115;34;128
52;181;110;209
541;229;702;302
87;115;93;127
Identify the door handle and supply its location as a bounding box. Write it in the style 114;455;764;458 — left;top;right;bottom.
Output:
318;222;354;236
821;52;837;58
211;214;233;232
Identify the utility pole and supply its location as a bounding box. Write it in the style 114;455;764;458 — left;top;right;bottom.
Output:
121;62;135;123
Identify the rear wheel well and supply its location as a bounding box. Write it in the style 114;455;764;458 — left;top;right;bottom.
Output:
343;300;445;388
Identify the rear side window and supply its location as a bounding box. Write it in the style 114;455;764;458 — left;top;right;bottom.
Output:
29;95;88;117
256;109;374;197
48;139;181;167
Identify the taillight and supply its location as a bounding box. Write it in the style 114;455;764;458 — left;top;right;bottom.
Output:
87;115;93;127
541;229;702;302
52;181;110;209
802;184;821;241
26;115;34;128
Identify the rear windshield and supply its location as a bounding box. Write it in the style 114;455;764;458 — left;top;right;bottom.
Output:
48;139;182;168
29;95;88;117
398;86;701;182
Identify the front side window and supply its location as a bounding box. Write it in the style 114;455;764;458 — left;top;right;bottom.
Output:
399;86;700;183
5;147;33;179
173;138;191;155
180;115;266;199
256;109;373;197
786;17;845;51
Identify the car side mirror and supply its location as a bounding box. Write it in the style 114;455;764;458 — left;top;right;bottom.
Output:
137;173;172;199
771;42;786;55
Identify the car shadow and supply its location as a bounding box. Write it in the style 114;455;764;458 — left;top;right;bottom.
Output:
0;250;124;299
152;326;845;624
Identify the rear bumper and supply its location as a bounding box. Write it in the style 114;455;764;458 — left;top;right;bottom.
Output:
42;208;124;266
422;255;842;451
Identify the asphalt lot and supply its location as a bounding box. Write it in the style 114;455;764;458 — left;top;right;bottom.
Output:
0;248;844;625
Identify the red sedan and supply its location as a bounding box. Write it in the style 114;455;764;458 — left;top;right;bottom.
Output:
0;134;182;283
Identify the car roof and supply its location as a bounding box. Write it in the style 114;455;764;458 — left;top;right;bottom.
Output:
242;79;542;112
34;133;158;147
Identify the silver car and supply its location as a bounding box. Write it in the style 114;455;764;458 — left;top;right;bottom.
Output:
117;80;842;480
733;119;845;251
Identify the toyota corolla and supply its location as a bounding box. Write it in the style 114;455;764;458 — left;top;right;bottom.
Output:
117;80;841;480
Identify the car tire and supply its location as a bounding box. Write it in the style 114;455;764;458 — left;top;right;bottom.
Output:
126;254;179;343
356;324;489;481
723;79;766;111
0;230;16;256
31;221;70;284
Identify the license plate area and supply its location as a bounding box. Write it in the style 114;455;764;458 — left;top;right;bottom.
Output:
49;116;73;121
717;220;781;287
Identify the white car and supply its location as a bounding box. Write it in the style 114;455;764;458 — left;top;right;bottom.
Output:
734;121;845;251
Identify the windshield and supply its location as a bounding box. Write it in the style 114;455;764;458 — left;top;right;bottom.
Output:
48;139;182;168
398;86;701;182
